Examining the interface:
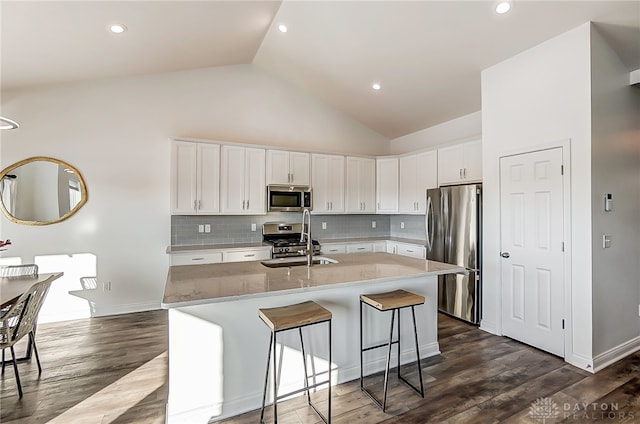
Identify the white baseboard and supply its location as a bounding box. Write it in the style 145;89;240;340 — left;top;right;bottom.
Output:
592;336;640;373
479;319;499;335
565;351;595;373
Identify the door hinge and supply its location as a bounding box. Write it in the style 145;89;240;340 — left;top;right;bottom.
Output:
562;319;565;330
561;165;564;175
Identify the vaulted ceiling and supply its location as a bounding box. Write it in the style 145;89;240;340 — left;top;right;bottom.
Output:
2;1;639;139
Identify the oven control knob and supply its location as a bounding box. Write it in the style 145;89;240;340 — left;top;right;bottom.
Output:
284;247;289;252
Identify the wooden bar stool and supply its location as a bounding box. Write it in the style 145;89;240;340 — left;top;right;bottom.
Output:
259;300;332;424
359;289;425;412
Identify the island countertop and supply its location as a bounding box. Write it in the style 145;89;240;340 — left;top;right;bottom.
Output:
162;252;465;308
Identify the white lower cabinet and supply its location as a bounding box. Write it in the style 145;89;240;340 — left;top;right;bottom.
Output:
170;252;223;266
321;243;347;254
223;248;271;263
386;241;425;259
170;247;271;266
346;243;374;253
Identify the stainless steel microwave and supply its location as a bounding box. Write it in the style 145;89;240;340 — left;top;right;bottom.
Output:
267;185;312;212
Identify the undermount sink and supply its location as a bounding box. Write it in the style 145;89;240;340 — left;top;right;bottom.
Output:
260;256;339;268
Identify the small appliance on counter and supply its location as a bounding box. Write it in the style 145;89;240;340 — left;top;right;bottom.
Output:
426;184;482;324
263;222;320;258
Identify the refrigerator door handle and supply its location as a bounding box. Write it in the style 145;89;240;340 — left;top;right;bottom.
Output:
426;196;434;252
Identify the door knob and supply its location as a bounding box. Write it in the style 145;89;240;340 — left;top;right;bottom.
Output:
500;252;510;258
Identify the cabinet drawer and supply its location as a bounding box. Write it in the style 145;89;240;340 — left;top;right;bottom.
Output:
171;252;223;266
223;249;271;263
346;243;374;253
321;244;347;254
397;244;425;259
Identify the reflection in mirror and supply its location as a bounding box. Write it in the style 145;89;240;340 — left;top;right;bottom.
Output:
0;157;88;225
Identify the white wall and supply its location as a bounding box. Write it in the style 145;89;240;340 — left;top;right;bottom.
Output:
589;26;640;358
389;111;482;154
0;64;389;318
481;23;594;368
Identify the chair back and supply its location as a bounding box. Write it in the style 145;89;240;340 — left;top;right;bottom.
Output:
0;278;52;349
0;264;39;278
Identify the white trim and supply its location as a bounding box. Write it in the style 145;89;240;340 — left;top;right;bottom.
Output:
593;336;640;373
566;351;595;373
629;69;640;85
496;139;572;360
479;319;499;335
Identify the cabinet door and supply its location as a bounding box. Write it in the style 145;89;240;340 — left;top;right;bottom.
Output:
463;139;482;181
265;150;291;185
220;145;247;213
311;154;331;213
397;243;425;259
289;151;310;186
312;154;344;213
386;241;398;254
437;144;464;186
244;148;266;214
171;141;198;214
359;158;376;213
197;143;220;214
327;155;345;212
415;150;437;213
322;244;347;254
376;157;398;213
346;243;373;253
398;154;417;213
345;157;361;213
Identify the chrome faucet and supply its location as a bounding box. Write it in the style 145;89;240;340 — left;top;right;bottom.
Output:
300;208;313;267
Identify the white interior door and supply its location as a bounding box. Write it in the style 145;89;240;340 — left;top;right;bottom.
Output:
500;147;565;357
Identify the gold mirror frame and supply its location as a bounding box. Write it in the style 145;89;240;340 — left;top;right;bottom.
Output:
0;156;88;226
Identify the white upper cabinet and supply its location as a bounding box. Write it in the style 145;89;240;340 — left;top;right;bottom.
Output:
399;150;438;214
220;145;266;214
345;156;376;213
265;150;310;186
311;153;345;213
376;157;399;213
437;139;482;186
171;140;220;215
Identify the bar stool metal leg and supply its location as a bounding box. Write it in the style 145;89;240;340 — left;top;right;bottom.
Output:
259;333;274;424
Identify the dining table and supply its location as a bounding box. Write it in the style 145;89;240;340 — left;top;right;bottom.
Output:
1;271;64;362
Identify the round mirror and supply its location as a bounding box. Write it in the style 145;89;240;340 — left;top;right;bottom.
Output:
0;156;88;225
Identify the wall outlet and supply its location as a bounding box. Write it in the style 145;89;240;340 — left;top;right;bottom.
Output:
251;223;257;232
372;221;377;229
602;234;611;248
400;222;405;229
198;224;204;233
204;224;211;233
638;304;640;317
322;222;327;230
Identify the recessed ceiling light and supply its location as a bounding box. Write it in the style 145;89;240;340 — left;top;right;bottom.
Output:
495;1;512;14
372;83;381;91
108;23;127;34
278;24;288;33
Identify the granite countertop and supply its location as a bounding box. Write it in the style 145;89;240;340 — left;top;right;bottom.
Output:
162;252;465;308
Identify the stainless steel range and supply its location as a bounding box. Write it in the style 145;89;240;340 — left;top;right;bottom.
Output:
263;222;321;258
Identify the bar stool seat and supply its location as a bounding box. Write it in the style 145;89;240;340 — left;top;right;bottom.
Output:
259;300;332;424
360;289;425;412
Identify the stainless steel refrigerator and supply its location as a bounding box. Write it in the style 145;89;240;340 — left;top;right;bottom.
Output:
426;184;481;324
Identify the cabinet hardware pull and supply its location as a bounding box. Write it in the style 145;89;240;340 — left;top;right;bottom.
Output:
246;200;249;209
245;254;255;257
242;200;245;210
464;168;467;178
198;200;201;210
192;257;205;261
326;202;329;210
407;249;414;253
459;168;463;178
194;200;197;211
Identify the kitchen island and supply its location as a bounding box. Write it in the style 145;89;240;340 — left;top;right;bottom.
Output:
162;252;465;423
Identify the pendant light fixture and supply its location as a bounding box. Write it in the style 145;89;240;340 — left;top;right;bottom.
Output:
0;117;19;130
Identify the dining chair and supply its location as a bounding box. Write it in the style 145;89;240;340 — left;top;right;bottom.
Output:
0;264;39;278
0;277;52;398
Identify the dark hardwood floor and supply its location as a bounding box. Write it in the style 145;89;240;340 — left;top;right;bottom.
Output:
2;310;639;423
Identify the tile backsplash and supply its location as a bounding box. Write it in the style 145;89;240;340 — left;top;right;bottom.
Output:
171;213;424;246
